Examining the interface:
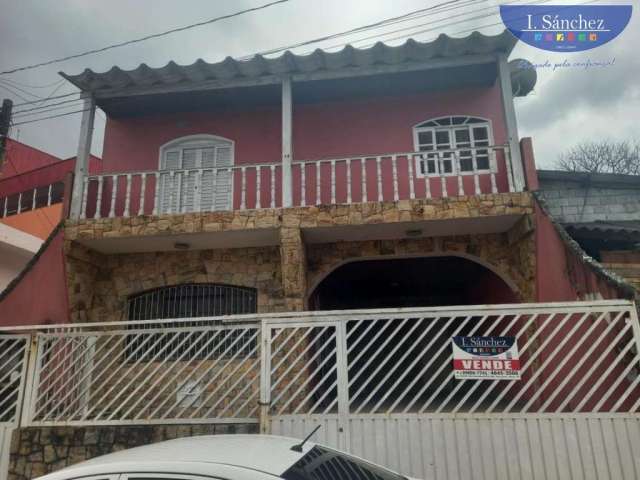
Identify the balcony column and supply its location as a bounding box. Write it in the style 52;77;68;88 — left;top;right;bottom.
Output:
281;76;293;208
70;93;96;219
280;220;306;311
497;54;525;192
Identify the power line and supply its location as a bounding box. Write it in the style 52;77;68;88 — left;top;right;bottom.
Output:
360;0;594;48
318;0;515;52
13;102;86;119
11;92;79;108
0;83;33;103
9;0;481;119
11;108;90;126
9;1;597;127
237;0;477;59
0;78;65;90
0;79;45;100
0;0;292;76
13;97;82;116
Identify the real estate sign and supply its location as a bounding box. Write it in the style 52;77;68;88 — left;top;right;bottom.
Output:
452;336;521;380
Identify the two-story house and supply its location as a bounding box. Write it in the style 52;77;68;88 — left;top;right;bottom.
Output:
2;31;639;480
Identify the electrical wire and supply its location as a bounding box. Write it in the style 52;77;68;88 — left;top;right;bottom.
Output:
13;98;82;116
0;83;33;103
237;0;479;59
7;0;485;118
11;92;79;108
11;109;90;126
0;0;293;76
317;0;526;52
8;1;597;127
0;78;65;90
0;79;44;100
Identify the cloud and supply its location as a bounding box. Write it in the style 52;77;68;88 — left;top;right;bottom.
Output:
514;6;640;168
1;0;637;172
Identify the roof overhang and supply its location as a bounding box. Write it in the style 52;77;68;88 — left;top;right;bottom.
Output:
60;31;536;117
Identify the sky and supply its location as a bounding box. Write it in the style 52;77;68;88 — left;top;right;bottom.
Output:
0;0;637;169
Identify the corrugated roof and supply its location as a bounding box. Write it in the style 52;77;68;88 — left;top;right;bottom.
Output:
564;221;640;235
60;30;520;95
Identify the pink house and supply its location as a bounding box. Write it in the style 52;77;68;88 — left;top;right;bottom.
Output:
1;31;638;480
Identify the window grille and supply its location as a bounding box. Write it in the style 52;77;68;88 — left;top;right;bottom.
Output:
125;283;257;361
413;116;493;176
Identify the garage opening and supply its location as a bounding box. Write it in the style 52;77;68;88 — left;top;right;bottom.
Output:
306;256;521;413
309;256;518;311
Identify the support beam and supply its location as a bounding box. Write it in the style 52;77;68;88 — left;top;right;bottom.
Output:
497;54;525;192
280;223;306;311
70;94;96;219
281;77;293;208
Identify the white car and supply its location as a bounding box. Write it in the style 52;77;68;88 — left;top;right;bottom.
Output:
35;434;415;480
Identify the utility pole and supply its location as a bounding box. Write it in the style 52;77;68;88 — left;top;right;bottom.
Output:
0;98;13;176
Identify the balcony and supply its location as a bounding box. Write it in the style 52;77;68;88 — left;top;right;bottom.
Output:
79;145;515;220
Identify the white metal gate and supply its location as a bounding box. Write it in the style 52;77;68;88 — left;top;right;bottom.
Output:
0;335;29;480
264;301;640;480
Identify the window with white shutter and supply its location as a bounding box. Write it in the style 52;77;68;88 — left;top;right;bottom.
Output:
158;135;234;213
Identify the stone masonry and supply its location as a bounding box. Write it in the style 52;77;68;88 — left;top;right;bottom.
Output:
64;193;536;321
8;193;537;479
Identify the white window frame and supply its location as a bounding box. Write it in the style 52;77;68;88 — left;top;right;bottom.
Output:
158;134;235;171
157;134;235;213
412;116;496;178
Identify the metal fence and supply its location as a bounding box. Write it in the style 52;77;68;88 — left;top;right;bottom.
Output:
0;336;29;425
264;301;640;416
2;300;638;428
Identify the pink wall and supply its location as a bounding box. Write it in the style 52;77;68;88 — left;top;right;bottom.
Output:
102;106;282;171
91;85;511;213
101;85;507;171
0;230;69;327
1;139;61;178
0;156;101;198
293;86;507;159
535;203;625;301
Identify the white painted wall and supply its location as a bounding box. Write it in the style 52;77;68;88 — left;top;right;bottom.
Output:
0;224;42;291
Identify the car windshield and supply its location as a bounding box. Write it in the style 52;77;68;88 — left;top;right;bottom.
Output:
281;445;407;480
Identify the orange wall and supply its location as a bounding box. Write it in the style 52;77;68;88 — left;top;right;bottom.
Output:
0;204;62;240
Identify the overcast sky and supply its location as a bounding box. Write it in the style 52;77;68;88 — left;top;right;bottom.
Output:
0;0;637;169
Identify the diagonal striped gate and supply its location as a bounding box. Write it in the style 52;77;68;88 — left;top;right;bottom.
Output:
0;335;30;480
264;301;640;480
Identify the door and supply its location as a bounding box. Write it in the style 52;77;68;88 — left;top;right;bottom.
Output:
265;320;351;452
159;137;233;214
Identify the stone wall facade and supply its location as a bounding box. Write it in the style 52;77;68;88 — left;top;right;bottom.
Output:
9;423;257;480
65;244;286;323
64;193;535;323
306;228;536;305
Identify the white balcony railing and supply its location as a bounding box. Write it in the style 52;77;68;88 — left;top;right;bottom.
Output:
79;145;514;219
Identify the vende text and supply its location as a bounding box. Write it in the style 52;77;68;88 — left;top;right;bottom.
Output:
453;359;520;371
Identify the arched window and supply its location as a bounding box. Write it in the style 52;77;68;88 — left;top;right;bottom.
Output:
413;116;494;176
126;283;257;361
158;134;234;213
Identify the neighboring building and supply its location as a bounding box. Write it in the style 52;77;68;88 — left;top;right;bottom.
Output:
1;31;639;480
0;139;101;306
537;170;640;291
0;223;42;290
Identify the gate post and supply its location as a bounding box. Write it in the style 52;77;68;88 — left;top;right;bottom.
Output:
630;304;640;356
259;320;271;434
19;334;41;426
335;320;351;451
